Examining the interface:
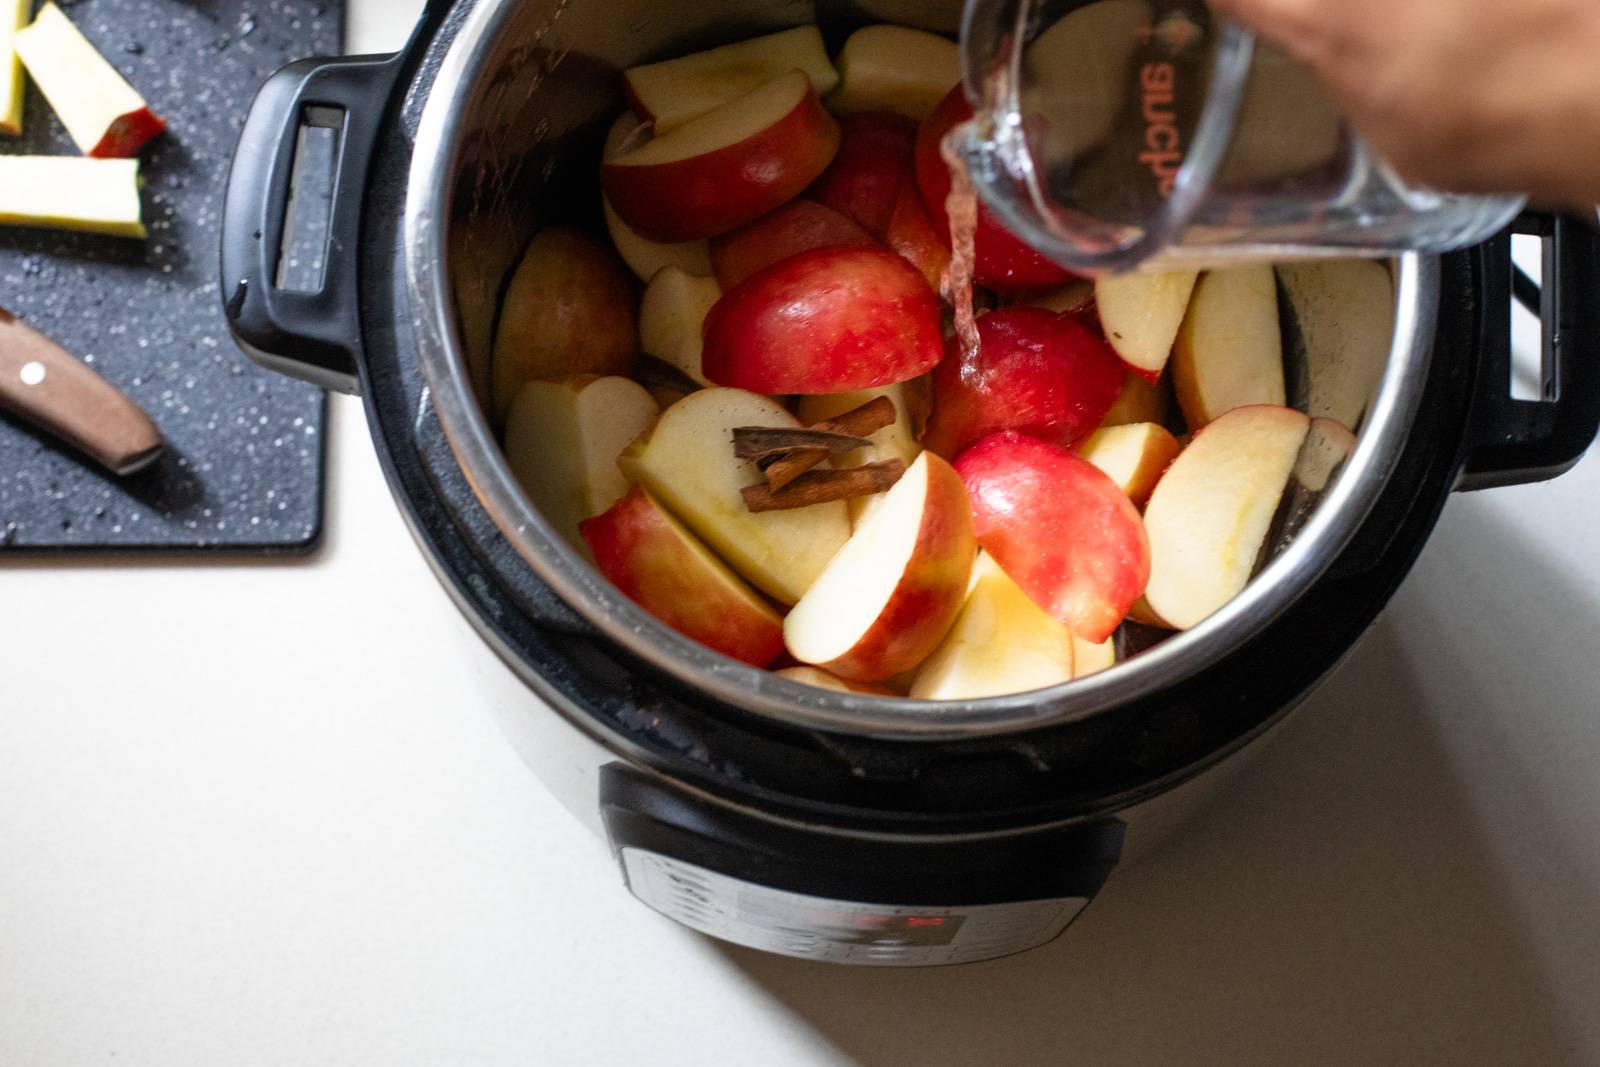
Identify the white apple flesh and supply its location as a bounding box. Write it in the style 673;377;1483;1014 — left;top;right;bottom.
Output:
624;26;838;133
0;156;145;238
827;25;960;122
638;267;722;387
618;388;851;605
1074;422;1182;508
502;375;660;554
1142;404;1311;630
1095;269;1199;380
908;553;1075;700
601;113;713;281
0;0;26;137
13;3;165;157
785;452;976;681
1172;266;1286;428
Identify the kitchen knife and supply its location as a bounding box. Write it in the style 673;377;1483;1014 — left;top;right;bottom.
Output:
0;305;164;476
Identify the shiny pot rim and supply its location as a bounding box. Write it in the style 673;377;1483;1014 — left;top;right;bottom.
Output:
401;0;1438;741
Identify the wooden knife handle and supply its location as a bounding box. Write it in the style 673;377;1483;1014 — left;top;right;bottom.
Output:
0;306;164;476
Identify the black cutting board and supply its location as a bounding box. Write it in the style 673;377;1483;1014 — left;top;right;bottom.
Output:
0;0;342;552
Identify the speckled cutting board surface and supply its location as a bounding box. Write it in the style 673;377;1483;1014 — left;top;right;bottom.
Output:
0;0;342;552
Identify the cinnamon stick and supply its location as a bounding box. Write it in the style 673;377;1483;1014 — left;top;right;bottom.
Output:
741;460;906;513
750;396;900;491
732;425;873;463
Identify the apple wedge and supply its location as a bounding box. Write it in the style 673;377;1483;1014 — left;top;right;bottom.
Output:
708;198;875;290
0;156;145;238
1073;636;1117;679
581;487;785;668
1094;269;1199;381
1100;371;1170;428
1;0;26;137
785;452;976;681
602;70;841;242
638;266;721;387
601;112;713;282
1172;266;1286;429
828;26;960;122
922;307;1124;458
908;553;1076;700
1277;259;1396;429
884;174;949;292
797;383;922;524
701;246;943;394
956;432;1150;643
1074;422;1182;508
774;667;896;696
1142;404;1311;630
623;26;838;133
491;227;638;422
618;388;850;604
806;111;918;238
14;3;166;157
502;375;660;552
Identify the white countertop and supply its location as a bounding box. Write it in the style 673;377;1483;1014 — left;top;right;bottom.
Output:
5;3;1600;1063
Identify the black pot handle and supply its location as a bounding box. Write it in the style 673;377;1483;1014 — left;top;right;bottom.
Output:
220;51;409;396
1457;212;1600;490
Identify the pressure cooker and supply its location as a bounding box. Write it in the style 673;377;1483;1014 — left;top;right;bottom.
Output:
219;0;1600;965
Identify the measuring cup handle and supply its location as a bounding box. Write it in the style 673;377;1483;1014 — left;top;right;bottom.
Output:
1457;212;1600;491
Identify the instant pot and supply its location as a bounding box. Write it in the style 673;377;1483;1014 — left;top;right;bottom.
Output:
220;0;1600;965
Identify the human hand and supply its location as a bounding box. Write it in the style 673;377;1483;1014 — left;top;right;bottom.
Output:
1207;0;1600;208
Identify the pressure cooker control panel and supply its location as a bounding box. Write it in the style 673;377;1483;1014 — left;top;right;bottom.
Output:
600;764;1124;967
622;848;1088;965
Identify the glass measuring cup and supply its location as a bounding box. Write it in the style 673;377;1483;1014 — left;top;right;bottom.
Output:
954;0;1526;274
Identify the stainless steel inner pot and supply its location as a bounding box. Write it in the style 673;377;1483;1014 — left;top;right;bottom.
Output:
402;0;1438;740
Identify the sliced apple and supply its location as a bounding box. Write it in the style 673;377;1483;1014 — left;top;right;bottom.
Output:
708;198;875;290
1142;404;1311;630
1277;259;1396;429
701;246;943;394
1094;269;1200;381
908;553;1075;700
580;487;785;667
0;156;145;238
603;70;841;242
1172;266;1286;429
1100;370;1170;428
1072;635;1117;679
774;667;897;696
618;388;850;604
828;26;960;122
922;307;1124;459
1;0;26;137
955;431;1150;643
14;3;165;157
884;173;949;292
503;375;660;552
491;227;638;422
638;266;721;387
623;26;838;133
806;111;918;238
1074;422;1182;508
797;383;922;524
601;112;714;282
785;452;976;681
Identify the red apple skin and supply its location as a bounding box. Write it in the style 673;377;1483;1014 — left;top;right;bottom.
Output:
805;111;918;238
701;246;944;394
915;85;1076;295
579;487;786;668
601;86;841;242
955;432;1150;643
922;308;1125;459
885;173;950;292
708;198;877;290
802;453;977;682
91;107;166;158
